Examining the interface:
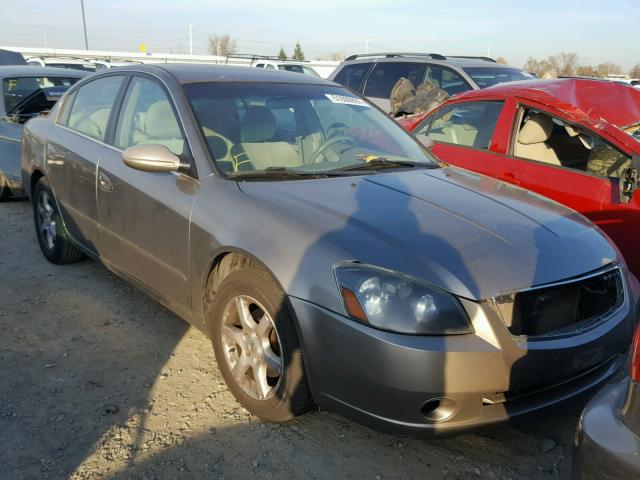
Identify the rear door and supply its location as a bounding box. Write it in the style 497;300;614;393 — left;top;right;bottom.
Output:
362;62;425;112
47;74;126;252
503;102;640;274
96;74;197;317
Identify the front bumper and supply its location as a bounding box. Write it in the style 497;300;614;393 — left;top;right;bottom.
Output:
574;379;640;480
290;294;633;437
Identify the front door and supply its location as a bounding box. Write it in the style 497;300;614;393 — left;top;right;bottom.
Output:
414;99;510;175
97;75;197;317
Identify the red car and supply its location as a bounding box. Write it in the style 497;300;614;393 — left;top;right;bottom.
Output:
400;79;640;276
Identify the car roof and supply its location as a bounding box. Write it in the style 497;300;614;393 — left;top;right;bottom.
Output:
0;65;89;78
122;63;334;85
454;78;640;128
339;56;517;69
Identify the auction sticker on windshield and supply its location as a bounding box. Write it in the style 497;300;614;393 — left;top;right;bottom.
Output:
325;93;369;107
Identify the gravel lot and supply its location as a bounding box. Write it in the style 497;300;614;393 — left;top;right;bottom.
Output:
0;199;604;480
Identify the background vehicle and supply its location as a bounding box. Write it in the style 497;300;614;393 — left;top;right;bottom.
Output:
574;321;640;479
400;78;640;277
328;53;533;113
21;64;638;437
26;56;98;72
0;49;26;66
0;66;85;199
252;59;320;77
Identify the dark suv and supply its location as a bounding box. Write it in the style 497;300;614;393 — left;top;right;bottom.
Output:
328;53;533;113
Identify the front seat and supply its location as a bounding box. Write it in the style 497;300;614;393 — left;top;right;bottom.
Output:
515;113;561;165
238;106;300;171
140;100;184;155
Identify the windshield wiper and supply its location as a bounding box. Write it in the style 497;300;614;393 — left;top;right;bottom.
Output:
226;166;373;180
327;157;428;173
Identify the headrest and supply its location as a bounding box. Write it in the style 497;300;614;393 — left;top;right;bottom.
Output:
241;106;276;142
145;101;181;139
518;113;553;145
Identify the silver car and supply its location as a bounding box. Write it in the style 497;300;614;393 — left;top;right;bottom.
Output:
0;66;85;199
328;53;534;113
21;64;638;436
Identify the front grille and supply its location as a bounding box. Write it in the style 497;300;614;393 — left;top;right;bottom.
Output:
494;267;623;338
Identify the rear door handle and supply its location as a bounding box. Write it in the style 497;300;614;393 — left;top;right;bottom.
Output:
98;171;114;193
502;172;520;185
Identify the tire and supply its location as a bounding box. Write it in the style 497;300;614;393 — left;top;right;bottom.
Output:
0;173;11;201
211;266;314;421
32;177;84;264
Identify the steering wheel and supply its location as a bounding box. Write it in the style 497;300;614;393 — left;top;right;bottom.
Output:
70;114;103;139
311;135;357;164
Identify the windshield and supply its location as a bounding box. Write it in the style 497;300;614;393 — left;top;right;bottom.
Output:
463;67;534;88
185;82;437;176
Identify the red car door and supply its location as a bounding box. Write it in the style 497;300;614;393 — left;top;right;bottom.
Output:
502;100;640;276
414;98;517;181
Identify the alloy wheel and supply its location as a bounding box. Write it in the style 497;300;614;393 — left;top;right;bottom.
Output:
221;295;283;400
37;190;56;251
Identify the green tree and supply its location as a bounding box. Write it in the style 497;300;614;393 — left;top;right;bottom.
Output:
278;47;287;61
292;42;305;61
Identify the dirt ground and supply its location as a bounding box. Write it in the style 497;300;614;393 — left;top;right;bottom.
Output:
0;200;607;480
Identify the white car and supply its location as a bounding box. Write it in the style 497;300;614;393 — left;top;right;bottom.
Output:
252;60;319;77
26;57;97;73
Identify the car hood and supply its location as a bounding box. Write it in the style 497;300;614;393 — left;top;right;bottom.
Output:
238;167;618;301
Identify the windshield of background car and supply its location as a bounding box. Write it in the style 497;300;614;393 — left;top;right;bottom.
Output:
463;67;535;88
3;76;80;116
185;82;437;175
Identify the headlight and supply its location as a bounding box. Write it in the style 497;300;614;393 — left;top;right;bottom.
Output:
335;264;472;335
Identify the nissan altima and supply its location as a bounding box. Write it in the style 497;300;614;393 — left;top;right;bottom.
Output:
21;64;639;436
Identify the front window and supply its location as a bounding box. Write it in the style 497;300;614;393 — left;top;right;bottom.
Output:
463;67;534;88
185;82;436;177
423;65;472;96
417;101;504;150
3;76;80;123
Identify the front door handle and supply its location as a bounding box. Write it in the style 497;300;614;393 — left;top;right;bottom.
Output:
98;172;114;193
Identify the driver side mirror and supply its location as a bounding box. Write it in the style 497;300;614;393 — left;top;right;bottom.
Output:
122;144;182;173
620;152;640;204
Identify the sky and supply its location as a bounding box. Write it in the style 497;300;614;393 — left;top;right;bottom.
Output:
0;0;638;70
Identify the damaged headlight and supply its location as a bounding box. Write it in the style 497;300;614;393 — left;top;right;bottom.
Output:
335;264;472;335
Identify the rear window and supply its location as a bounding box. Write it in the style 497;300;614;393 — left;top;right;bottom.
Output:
364;62;425;99
3;76;80;121
464;67;534;88
332;63;372;91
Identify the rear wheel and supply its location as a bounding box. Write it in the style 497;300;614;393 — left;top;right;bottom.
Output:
211;266;313;421
32;177;84;264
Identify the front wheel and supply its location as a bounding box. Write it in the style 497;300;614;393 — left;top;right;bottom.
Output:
211;266;314;421
32;177;84;264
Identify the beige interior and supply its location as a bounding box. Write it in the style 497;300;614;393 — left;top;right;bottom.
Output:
514;113;560;165
237;106;301;170
132;100;184;155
